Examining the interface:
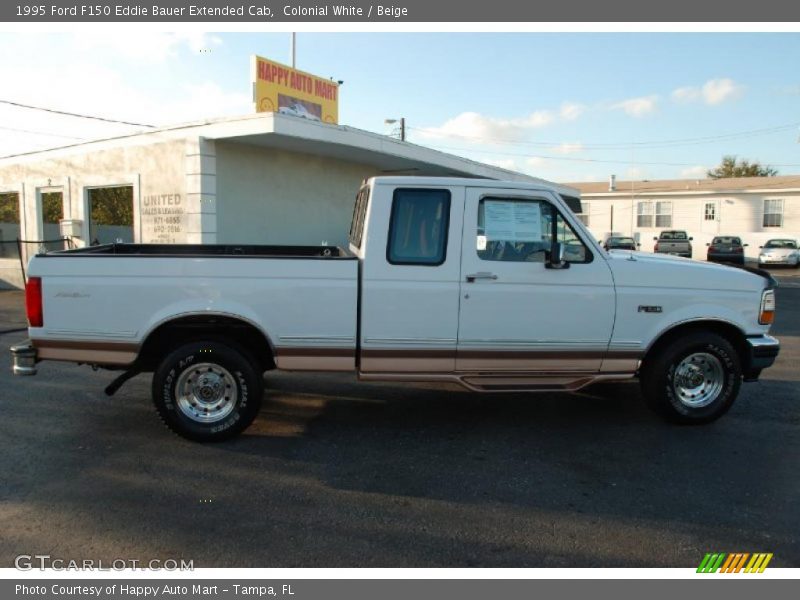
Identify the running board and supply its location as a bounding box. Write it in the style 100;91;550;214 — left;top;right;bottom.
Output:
357;371;636;393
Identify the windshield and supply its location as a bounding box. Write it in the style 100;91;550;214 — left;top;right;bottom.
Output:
609;237;635;245
712;237;741;245
764;240;797;249
660;231;687;240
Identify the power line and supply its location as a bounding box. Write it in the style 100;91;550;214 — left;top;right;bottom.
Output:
0;99;155;128
422;142;800;169
409;120;800;150
0;125;87;140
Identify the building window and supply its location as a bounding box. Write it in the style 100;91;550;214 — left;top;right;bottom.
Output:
576;202;590;226
637;201;654;228
88;186;134;244
655;201;672;228
386;188;450;266
41;191;64;240
0;192;20;257
763;199;784;228
704;202;716;221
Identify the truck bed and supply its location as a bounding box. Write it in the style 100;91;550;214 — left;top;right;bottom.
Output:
27;243;359;371
46;243;352;258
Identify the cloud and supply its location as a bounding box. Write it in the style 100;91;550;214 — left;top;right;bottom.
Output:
526;157;546;168
559;102;586;121
612;95;659;118
671;86;701;103
0;59;250;156
552;142;583;155
680;165;708;178
483;158;519;171
671;78;744;106
74;32;223;62
701;78;744;105
417;110;554;142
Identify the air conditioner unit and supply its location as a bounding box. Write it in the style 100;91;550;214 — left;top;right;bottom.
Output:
59;219;83;238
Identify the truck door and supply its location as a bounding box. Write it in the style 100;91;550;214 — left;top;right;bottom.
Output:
456;187;615;374
359;184;464;373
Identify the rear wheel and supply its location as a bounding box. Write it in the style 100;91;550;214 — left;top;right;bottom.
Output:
640;332;741;424
152;341;263;441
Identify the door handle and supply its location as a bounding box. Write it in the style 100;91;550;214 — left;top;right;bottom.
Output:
465;272;498;282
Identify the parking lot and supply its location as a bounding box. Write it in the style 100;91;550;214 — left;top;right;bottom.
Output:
0;271;798;568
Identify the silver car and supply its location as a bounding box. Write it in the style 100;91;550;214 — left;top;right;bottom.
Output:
758;239;800;267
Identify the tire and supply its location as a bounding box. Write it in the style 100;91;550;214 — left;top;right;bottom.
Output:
152;340;263;442
640;332;741;424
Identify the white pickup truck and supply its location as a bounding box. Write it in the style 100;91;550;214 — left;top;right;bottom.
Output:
11;177;780;441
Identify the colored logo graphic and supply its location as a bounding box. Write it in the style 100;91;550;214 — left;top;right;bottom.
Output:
697;553;773;573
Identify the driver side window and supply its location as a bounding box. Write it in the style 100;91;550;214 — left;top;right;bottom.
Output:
477;197;590;263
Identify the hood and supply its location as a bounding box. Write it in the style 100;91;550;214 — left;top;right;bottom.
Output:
605;250;769;292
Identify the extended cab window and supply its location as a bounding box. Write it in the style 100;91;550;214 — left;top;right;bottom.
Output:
477;197;590;263
348;186;370;249
387;188;450;266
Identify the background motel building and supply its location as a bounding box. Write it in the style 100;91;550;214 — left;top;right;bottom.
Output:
0;112;578;289
570;175;800;260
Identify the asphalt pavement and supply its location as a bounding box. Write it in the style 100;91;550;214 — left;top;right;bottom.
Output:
0;274;798;568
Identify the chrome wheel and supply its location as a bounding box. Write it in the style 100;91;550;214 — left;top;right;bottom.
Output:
175;362;237;423
673;352;724;408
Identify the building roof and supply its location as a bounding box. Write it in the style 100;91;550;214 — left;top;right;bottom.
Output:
568;175;800;196
0;112;577;197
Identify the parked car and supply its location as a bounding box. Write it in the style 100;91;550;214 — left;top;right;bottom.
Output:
758;239;800;267
706;236;747;265
654;230;693;258
278;103;321;122
603;236;639;251
11;176;779;441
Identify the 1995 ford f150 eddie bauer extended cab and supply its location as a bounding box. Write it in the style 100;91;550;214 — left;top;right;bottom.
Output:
11;177;780;441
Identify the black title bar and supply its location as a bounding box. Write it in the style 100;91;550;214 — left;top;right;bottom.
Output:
4;0;800;22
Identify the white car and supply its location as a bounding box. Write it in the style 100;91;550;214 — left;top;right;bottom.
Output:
758;239;800;267
11;177;780;441
278;103;321;122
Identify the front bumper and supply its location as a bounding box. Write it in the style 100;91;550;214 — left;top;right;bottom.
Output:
743;334;780;381
759;256;797;265
10;339;38;376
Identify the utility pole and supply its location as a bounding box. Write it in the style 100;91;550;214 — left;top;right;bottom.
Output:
290;33;296;68
384;118;406;141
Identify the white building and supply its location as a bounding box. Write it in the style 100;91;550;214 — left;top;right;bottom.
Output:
569;176;800;259
0;112;577;288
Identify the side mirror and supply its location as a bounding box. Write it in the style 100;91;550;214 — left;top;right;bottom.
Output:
653;237;658;241
545;241;570;270
689;237;694;241
706;243;710;246
744;244;749;247
636;243;641;247
759;245;763;249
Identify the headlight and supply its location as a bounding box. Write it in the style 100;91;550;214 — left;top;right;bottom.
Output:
759;289;775;325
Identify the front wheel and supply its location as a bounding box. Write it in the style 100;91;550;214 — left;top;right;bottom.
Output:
640;332;741;424
152;341;263;442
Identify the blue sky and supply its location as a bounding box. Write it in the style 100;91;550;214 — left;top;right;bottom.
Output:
1;32;798;183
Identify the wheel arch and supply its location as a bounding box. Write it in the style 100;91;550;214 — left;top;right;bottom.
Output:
641;318;749;372
136;312;276;372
